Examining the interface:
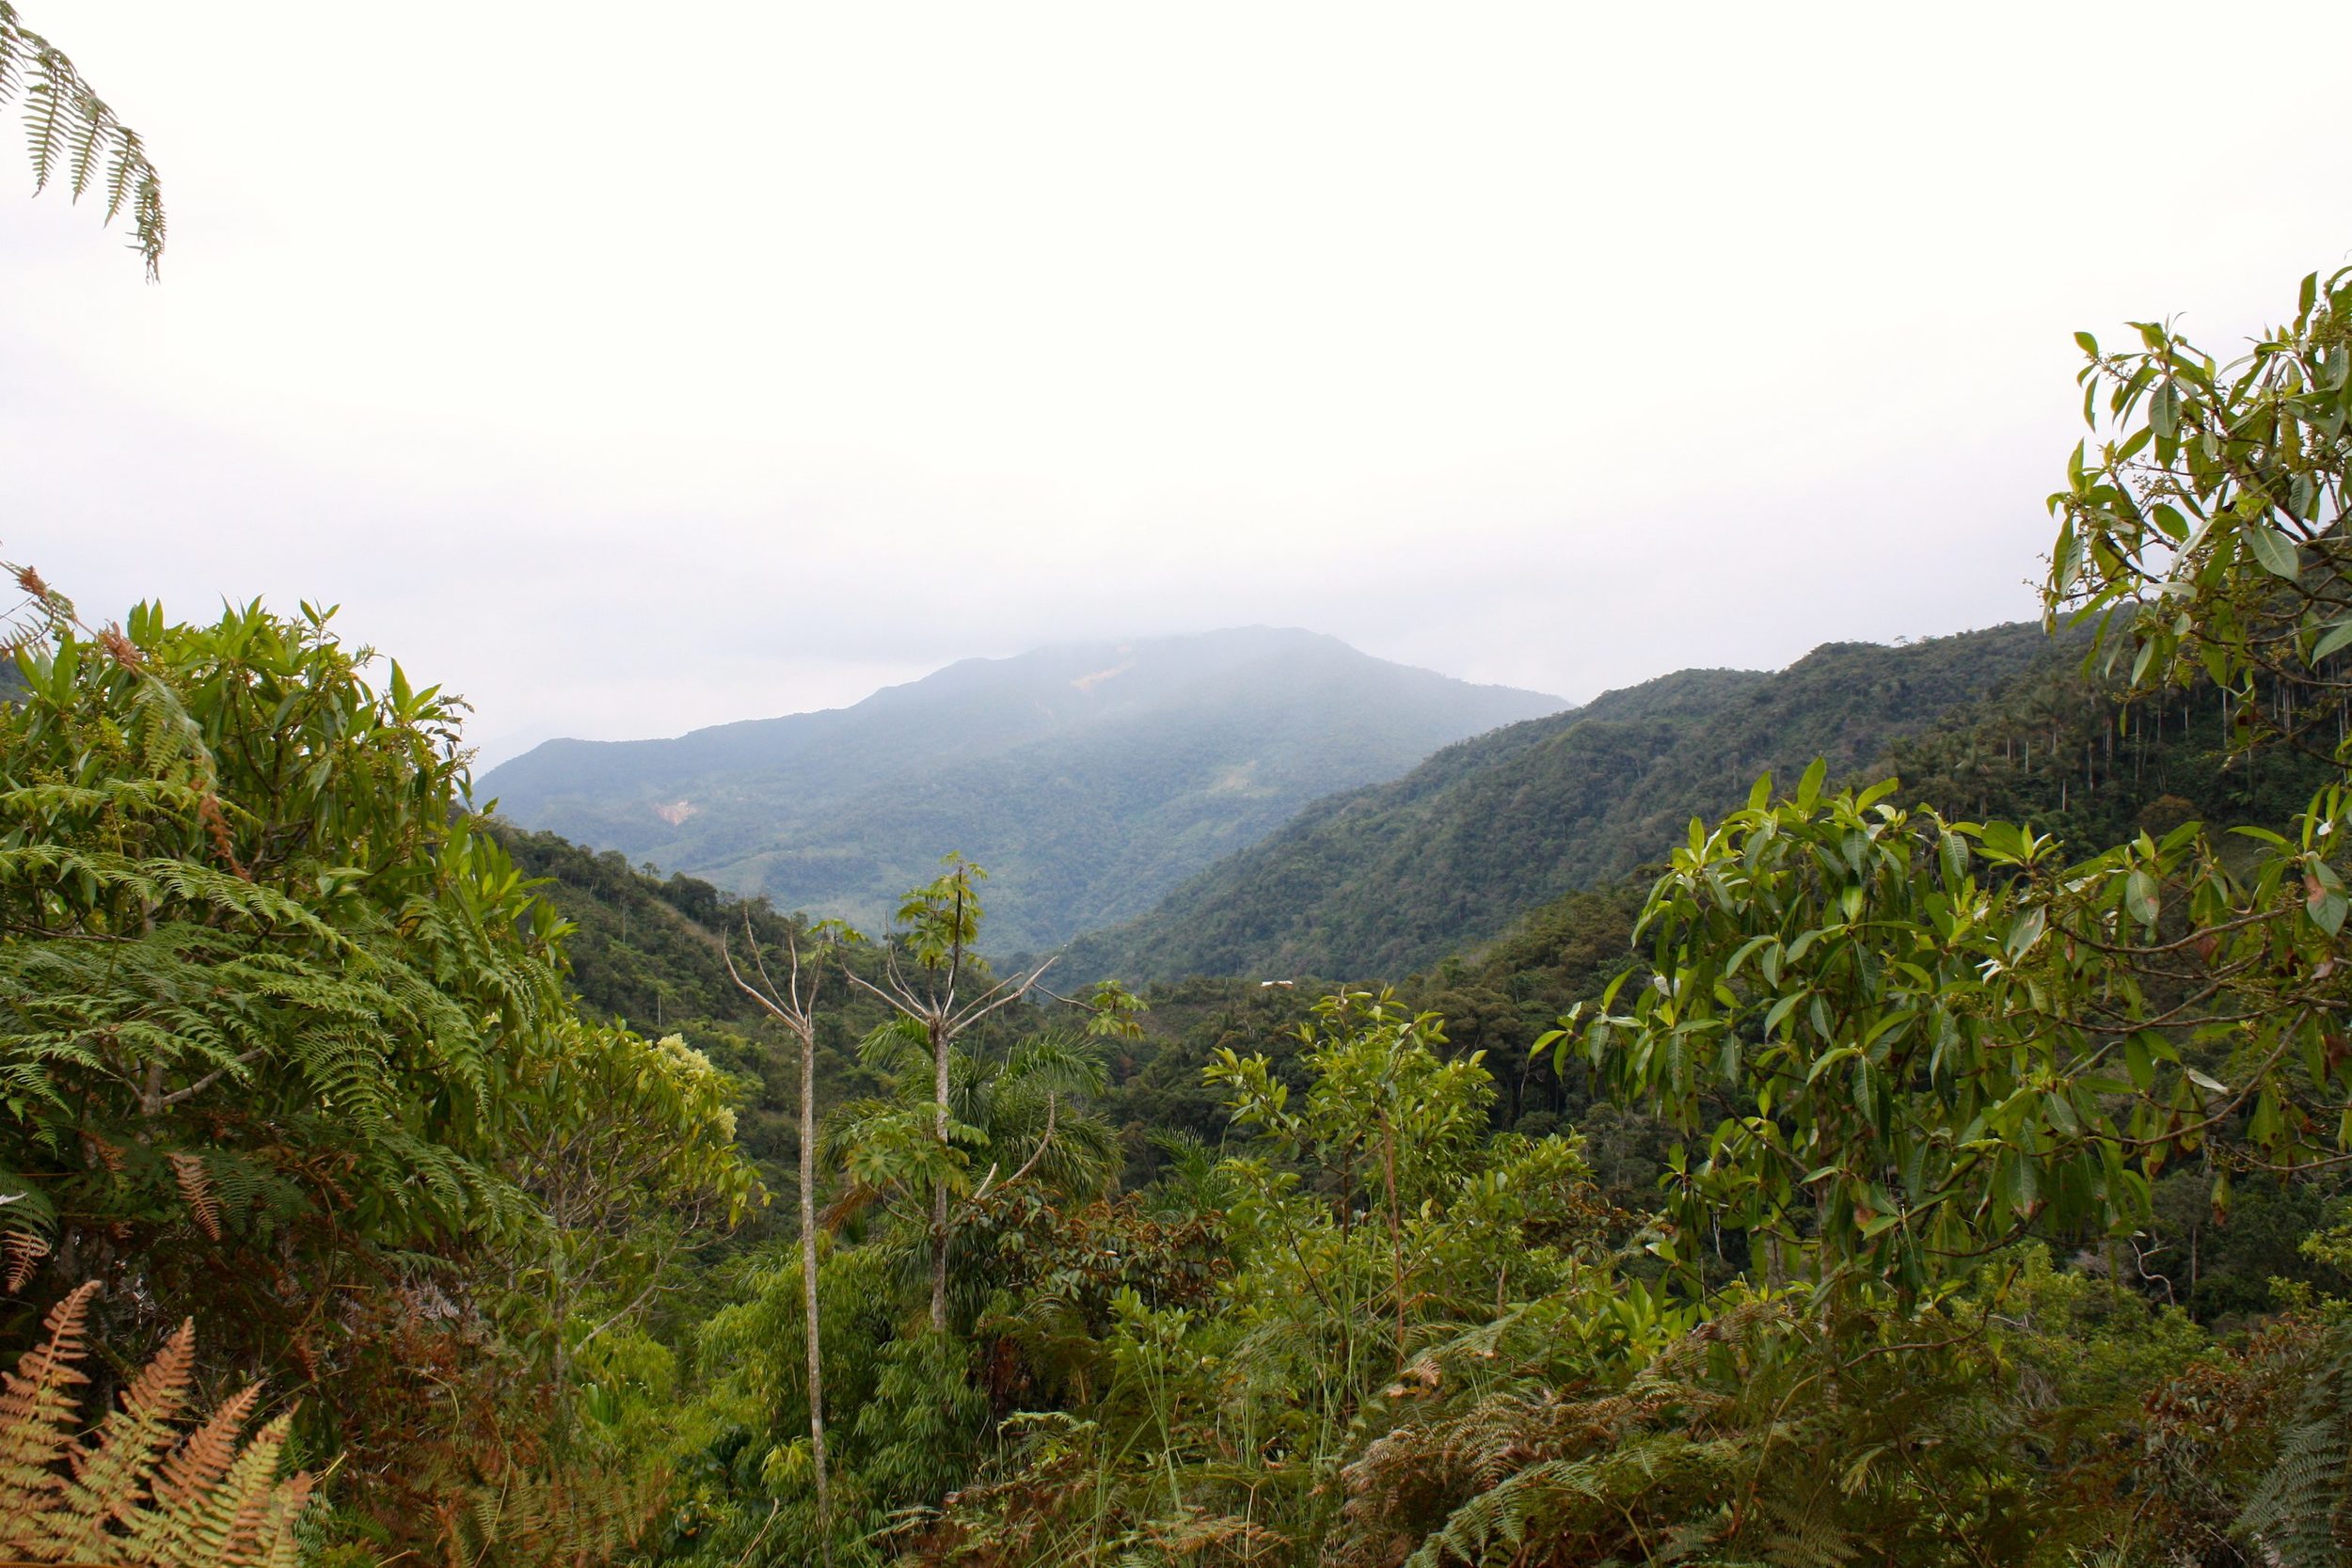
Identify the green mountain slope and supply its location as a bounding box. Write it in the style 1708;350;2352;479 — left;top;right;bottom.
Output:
1057;623;2065;982
479;627;1563;953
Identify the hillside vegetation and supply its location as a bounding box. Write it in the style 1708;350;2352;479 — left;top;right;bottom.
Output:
1061;621;2065;981
480;627;1560;952
12;258;2352;1568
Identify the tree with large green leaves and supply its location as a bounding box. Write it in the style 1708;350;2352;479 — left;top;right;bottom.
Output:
1529;265;2352;1562
1561;268;2352;1309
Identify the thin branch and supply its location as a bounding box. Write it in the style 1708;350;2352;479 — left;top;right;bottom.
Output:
157;1046;269;1108
947;956;1058;1034
958;1093;1057;1219
840;961;929;1021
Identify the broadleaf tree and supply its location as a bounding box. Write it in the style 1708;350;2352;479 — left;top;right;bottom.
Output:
1557;267;2352;1307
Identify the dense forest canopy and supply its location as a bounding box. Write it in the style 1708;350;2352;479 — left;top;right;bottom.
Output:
7;29;2352;1558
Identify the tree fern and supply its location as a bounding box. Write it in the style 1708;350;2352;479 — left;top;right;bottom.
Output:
0;1282;312;1566
0;3;165;277
2239;1326;2352;1568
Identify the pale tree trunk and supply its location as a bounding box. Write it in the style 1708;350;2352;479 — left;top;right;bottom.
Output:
800;1023;831;1563
930;1011;951;1334
723;932;836;1560
930;897;962;1336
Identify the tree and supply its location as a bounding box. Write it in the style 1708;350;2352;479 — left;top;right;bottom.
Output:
832;1022;1121;1331
839;857;1139;1333
0;2;166;277
501;1018;757;1389
0;585;573;1330
2052;266;2352;738
0;570;759;1558
723;917;860;1561
1561;269;2352;1306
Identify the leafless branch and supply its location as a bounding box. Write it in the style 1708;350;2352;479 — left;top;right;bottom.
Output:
158;1046;270;1108
959;1093;1057;1219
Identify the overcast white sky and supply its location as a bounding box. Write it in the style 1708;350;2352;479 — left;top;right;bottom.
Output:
4;2;2346;766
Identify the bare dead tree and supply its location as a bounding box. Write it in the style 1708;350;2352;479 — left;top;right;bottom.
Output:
724;921;850;1566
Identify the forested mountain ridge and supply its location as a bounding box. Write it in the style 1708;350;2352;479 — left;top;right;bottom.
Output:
480;626;1562;952
1058;622;2066;981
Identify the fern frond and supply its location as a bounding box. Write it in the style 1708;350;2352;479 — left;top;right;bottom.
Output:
0;8;22;105
0;8;165;277
22;42;72;193
434;1463;668;1568
102;122;136;219
63;80;105;201
148;1382;262;1522
168;1152;221;1241
4;1224;50;1291
50;1320;197;1550
2239;1326;2352;1568
0;1280;96;1530
130;164;161;275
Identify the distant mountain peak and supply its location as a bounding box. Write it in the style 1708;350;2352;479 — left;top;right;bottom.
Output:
478;626;1565;952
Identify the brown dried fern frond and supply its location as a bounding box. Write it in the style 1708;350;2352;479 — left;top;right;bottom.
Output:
0;1281;98;1527
4;1226;51;1293
167;1154;221;1242
56;1321;195;1539
0;1283;312;1566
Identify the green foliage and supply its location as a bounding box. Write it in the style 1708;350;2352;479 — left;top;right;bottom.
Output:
0;587;760;1566
2237;1325;2352;1565
830;1025;1119;1308
2052;267;2352;723
1524;259;2352;1560
0;596;573;1305
1329;1250;2309;1568
907;997;1627;1565
501;1020;759;1383
491;823;911;1210
898;855;987;972
1566;772;2180;1293
25;261;2352;1568
0;3;165;277
1561;274;2352;1311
